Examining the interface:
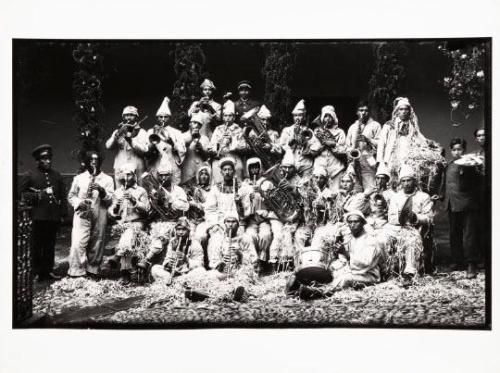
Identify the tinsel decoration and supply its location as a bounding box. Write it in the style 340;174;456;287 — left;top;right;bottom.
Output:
71;42;104;168
368;42;408;124
170;43;207;131
261;42;298;129
437;42;487;125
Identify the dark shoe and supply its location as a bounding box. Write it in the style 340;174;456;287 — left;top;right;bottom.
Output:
86;272;101;280
402;273;414;288
233;286;248;302
466;263;478;279
118;272;131;286
285;274;300;296
185;289;210;302
298;285;324;301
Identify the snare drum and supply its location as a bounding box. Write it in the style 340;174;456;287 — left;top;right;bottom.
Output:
295;248;332;284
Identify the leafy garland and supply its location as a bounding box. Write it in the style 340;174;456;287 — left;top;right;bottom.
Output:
437;42;486;124
71;42;104;169
170;43;207;131
368;42;408;124
261;42;298;129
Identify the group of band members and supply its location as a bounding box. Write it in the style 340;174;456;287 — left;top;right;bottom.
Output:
19;79;487;301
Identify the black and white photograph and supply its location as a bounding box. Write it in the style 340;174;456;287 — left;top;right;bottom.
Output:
3;1;500;372
13;38;491;328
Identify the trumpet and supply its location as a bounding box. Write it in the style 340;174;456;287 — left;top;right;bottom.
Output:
149;124;167;145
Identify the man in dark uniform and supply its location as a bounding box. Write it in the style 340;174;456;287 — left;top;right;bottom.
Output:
234;80;260;121
439;138;483;279
18;144;67;281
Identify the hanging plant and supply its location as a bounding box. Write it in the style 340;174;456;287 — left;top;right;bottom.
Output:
71;42;104;170
368;42;408;124
437;42;486;125
170;43;207;131
261;42;298;130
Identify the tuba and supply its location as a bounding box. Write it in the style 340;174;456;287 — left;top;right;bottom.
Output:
240;108;281;170
258;166;302;222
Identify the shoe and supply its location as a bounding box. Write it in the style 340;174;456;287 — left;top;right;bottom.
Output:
48;272;62;280
466;263;477;279
402;274;414;288
298;285;324;301
285;274;300;296
185;289;210;302
233;286;248;302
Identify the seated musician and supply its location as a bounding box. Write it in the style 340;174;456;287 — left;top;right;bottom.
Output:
262;153;307;272
105;163;150;285
309;170;371;252
185;164;212;227
185;212;258;303
137;164;189;272
287;210;386;300
194;157;244;264
364;163;396;208
150;217;205;284
239;157;272;270
379;165;433;286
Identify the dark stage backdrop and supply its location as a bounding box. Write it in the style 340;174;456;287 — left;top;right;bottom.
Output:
14;40;485;174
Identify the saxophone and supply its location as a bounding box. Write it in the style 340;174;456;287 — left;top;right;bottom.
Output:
80;166;97;220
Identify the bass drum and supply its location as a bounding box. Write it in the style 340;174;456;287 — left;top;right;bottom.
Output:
295;248;332;284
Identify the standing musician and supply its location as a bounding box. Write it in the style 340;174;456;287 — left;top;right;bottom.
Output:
312;105;347;192
146;97;186;185
234;80;260;121
188;78;222;137
150;217;205;284
18;144;68;281
180;113;211;184
105;163;150;285
105;105;149;186
241;104;283;169
208;100;248;183
279;99;322;178
239;157;273;268
137;164;189;272
67;151;114;278
194;157;244;267
377;97;428;178
346;101;381;191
